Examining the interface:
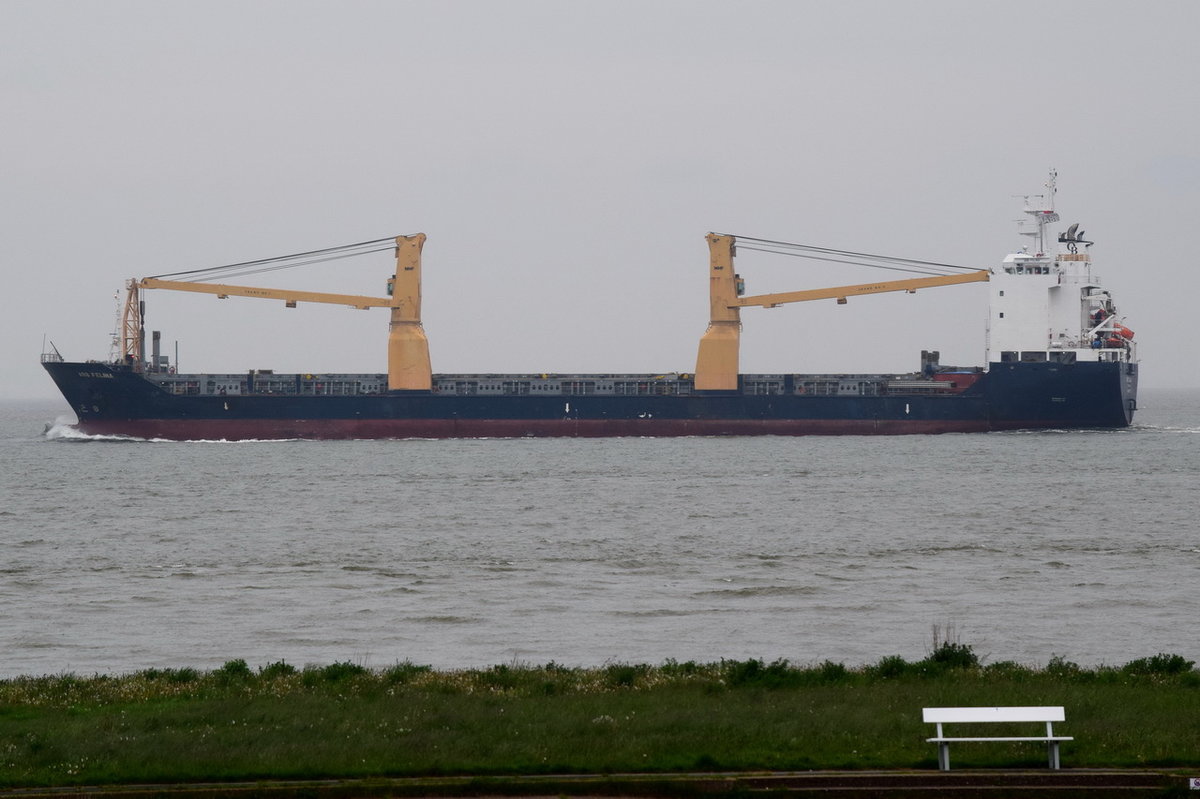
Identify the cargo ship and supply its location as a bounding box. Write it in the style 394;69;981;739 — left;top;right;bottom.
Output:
42;174;1137;439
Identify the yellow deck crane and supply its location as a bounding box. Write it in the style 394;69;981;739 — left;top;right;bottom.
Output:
117;230;985;395
695;233;991;390
119;234;432;391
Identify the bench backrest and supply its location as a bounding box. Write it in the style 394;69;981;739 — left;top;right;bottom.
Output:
923;706;1065;724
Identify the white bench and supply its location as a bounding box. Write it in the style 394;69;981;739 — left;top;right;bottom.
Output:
923;706;1073;771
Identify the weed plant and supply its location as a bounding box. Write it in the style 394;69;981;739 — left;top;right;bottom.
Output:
1;647;1197;787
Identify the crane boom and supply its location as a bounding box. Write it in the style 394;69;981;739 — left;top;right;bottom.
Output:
136;278;393;309
120;233;431;391
735;270;989;309
695;233;991;390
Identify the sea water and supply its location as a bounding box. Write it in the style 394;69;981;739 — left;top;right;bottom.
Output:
1;390;1197;677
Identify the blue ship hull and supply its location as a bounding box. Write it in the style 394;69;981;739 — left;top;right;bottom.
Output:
42;359;1137;440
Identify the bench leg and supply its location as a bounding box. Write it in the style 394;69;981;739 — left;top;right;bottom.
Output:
938;742;950;771
1048;741;1060;769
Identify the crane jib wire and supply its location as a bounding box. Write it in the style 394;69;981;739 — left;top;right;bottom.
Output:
733;245;960;278
725;234;980;276
148;236;402;280
173;246;399;283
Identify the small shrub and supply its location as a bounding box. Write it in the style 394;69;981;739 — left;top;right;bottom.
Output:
138;667;199;683
165;667;200;684
302;661;368;686
817;660;850;683
604;663;651;688
867;655;911;680
382;661;432;684
473;664;522;691
659;659;702;677
321;661;368;681
920;642;979;672
983;660;1033;679
213;659;253;683
723;658;764;686
1045;655;1084;678
259;661;297;680
723;658;797;688
1121;653;1195;676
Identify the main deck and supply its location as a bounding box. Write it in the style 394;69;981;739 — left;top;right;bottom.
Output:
140;369;979;399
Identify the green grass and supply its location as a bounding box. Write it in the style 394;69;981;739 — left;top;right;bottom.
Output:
1;650;1198;787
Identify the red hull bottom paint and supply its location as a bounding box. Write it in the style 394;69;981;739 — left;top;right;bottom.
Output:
70;417;1024;441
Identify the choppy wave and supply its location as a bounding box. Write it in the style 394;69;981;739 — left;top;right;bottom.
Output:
1001;426;1133;436
1136;423;1200;433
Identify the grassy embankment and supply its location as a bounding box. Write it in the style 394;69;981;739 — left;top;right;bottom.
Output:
1;646;1198;787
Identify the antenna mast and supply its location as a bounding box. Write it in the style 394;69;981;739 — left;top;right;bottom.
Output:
1018;168;1060;255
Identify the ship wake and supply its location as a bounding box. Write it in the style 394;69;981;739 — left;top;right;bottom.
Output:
42;417;143;442
42;418;300;444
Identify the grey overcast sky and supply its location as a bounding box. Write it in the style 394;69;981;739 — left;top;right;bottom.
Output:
4;0;1198;400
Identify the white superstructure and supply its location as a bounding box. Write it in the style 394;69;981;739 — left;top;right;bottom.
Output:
986;171;1135;366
